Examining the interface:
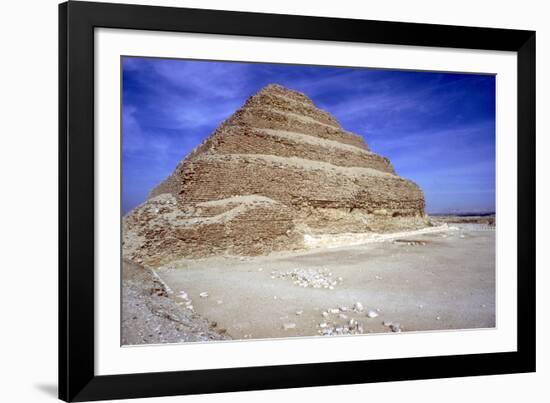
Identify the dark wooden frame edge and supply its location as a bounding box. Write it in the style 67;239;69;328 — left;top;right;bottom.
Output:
59;1;536;401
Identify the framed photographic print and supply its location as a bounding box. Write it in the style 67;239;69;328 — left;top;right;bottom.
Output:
59;1;536;401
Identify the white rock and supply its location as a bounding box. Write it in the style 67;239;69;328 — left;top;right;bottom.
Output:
436;316;441;320
295;310;303;316
199;292;209;298
329;308;340;314
367;310;379;318
322;311;329;318
282;323;296;330
319;322;328;328
383;321;392;327
353;302;364;312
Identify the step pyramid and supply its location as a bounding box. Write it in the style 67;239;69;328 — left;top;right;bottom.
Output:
123;84;427;266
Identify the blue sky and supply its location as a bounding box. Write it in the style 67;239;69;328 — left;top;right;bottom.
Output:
122;57;495;215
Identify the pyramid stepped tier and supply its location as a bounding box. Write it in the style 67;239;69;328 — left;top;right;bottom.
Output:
124;84;428;265
171;125;395;173
152;154;422;212
123;194;301;266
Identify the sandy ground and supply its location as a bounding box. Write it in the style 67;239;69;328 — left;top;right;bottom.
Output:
122;261;230;345
155;224;495;340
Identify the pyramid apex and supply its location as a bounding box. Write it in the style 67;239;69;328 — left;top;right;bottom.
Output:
254;83;312;104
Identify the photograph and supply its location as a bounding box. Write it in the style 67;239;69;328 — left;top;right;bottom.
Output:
121;56;496;345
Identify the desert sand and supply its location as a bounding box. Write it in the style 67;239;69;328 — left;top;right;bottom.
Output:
148;223;494;342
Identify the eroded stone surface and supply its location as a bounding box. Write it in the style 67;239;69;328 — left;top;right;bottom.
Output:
123;84;427;265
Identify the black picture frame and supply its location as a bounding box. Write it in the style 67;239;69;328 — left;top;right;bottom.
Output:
59;1;536;401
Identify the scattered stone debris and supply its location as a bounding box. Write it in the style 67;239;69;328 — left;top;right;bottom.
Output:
390;322;402;332
381;320;402;333
271;268;343;289
317;318;365;336
316;302;379;336
122;261;230;345
177;290;194;311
